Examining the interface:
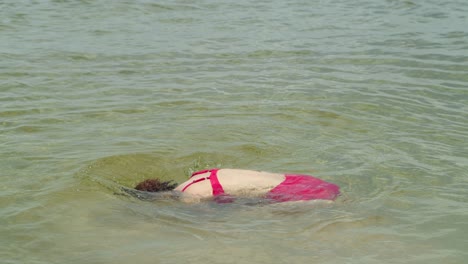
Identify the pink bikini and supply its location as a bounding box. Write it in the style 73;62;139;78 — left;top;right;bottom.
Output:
181;169;225;195
265;174;340;202
182;169;340;202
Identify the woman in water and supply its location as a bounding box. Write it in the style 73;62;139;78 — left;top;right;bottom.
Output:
133;168;340;203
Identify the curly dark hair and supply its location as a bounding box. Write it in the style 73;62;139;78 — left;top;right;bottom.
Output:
134;178;178;192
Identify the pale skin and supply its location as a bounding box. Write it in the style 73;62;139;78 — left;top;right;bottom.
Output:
174;169;286;198
128;168;337;204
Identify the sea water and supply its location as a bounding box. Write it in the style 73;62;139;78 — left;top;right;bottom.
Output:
1;0;468;263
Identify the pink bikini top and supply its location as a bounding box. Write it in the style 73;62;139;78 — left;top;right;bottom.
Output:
181;169;225;196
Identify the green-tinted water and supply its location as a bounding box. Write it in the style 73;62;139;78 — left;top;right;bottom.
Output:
1;0;468;263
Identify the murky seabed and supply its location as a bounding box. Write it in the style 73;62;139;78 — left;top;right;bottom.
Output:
1;0;468;263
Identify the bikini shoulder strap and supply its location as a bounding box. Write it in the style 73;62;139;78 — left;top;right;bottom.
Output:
191;168;218;178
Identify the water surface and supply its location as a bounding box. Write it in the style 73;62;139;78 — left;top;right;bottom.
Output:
1;0;468;263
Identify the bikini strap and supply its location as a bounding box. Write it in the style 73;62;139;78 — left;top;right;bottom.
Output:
208;169;225;196
190;168;218;178
181;177;209;192
184;168;225;196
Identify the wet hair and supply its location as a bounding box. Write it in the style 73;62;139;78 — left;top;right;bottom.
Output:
134;178;178;192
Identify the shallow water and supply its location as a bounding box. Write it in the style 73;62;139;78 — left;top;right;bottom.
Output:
1;0;468;263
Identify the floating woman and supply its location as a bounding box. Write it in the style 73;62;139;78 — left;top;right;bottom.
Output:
133;168;340;203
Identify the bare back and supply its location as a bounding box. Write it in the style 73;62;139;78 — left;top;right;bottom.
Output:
174;169;285;197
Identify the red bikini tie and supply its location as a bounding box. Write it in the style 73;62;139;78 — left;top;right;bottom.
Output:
184;168;225;196
208;169;225;196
